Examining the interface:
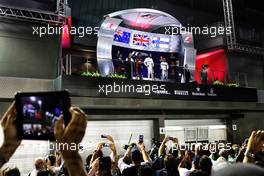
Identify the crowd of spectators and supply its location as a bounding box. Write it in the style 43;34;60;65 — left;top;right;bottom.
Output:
0;102;263;176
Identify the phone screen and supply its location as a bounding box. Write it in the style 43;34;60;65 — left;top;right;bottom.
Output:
139;135;144;143
15;91;71;141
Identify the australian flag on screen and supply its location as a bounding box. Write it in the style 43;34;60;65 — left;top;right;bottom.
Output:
114;30;131;44
133;34;150;47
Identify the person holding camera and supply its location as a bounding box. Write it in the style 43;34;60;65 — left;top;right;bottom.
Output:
0;102;88;176
118;142;152;176
88;157;113;176
45;154;61;176
88;135;118;176
154;136;180;176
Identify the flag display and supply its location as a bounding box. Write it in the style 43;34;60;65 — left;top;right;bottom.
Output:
114;30;131;44
152;37;170;49
112;27;181;52
133;34;150;47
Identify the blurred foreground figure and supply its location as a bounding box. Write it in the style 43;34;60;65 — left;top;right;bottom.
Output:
212;163;264;176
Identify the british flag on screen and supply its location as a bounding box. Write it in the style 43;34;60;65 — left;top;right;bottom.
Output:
133;34;150;47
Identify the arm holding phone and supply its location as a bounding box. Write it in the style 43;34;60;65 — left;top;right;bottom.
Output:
0;102;21;168
138;142;151;163
90;142;104;167
54;107;88;176
158;136;169;157
243;130;264;164
107;135;118;173
0;92;88;176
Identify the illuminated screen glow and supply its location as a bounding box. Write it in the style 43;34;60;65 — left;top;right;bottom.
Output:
112;27;181;53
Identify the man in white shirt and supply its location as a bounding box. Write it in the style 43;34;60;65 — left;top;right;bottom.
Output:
160;56;169;81
144;54;154;80
212;149;230;173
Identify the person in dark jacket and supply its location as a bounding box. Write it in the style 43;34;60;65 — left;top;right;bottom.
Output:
155;154;179;176
184;64;191;83
200;65;208;85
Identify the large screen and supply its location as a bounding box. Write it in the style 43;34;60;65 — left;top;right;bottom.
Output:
113;27;181;53
0;0;57;12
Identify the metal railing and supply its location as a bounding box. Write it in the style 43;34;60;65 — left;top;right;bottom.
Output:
60;55;249;87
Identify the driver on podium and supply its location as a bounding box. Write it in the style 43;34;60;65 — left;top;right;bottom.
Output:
160;56;169;81
144;54;155;80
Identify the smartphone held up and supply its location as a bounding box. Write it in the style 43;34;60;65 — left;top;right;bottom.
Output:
15;91;71;141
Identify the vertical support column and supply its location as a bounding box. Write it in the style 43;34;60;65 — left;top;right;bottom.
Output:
65;54;69;75
153;113;165;142
226;114;244;144
69;54;72;75
222;0;236;50
182;32;196;82
226;118;234;143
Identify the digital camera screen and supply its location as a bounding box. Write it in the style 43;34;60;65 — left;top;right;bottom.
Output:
16;91;71;140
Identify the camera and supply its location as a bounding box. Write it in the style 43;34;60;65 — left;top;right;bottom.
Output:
101;134;109;138
123;144;129;150
15;91;71;141
102;143;110;147
123;143;137;150
139;135;144;143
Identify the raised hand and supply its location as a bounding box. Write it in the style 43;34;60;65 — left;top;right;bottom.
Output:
0;102;21;167
247;130;264;154
54;107;87;176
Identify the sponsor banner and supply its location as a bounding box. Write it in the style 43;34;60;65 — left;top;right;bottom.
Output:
61;76;258;102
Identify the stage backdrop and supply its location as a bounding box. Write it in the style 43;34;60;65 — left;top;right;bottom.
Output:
195;49;228;84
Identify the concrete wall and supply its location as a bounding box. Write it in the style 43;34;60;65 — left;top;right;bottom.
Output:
0;19;61;79
231;112;264;144
227;52;264;89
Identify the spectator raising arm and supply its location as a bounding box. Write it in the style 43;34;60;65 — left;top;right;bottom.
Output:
118;146;132;173
88;158;99;176
90;142;104;167
0;102;21;168
138;142;151;163
158;136;169;157
108;135;118;173
243;130;264;164
54;107;87;176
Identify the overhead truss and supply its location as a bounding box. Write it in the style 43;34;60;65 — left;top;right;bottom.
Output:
223;0;264;55
0;0;67;25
